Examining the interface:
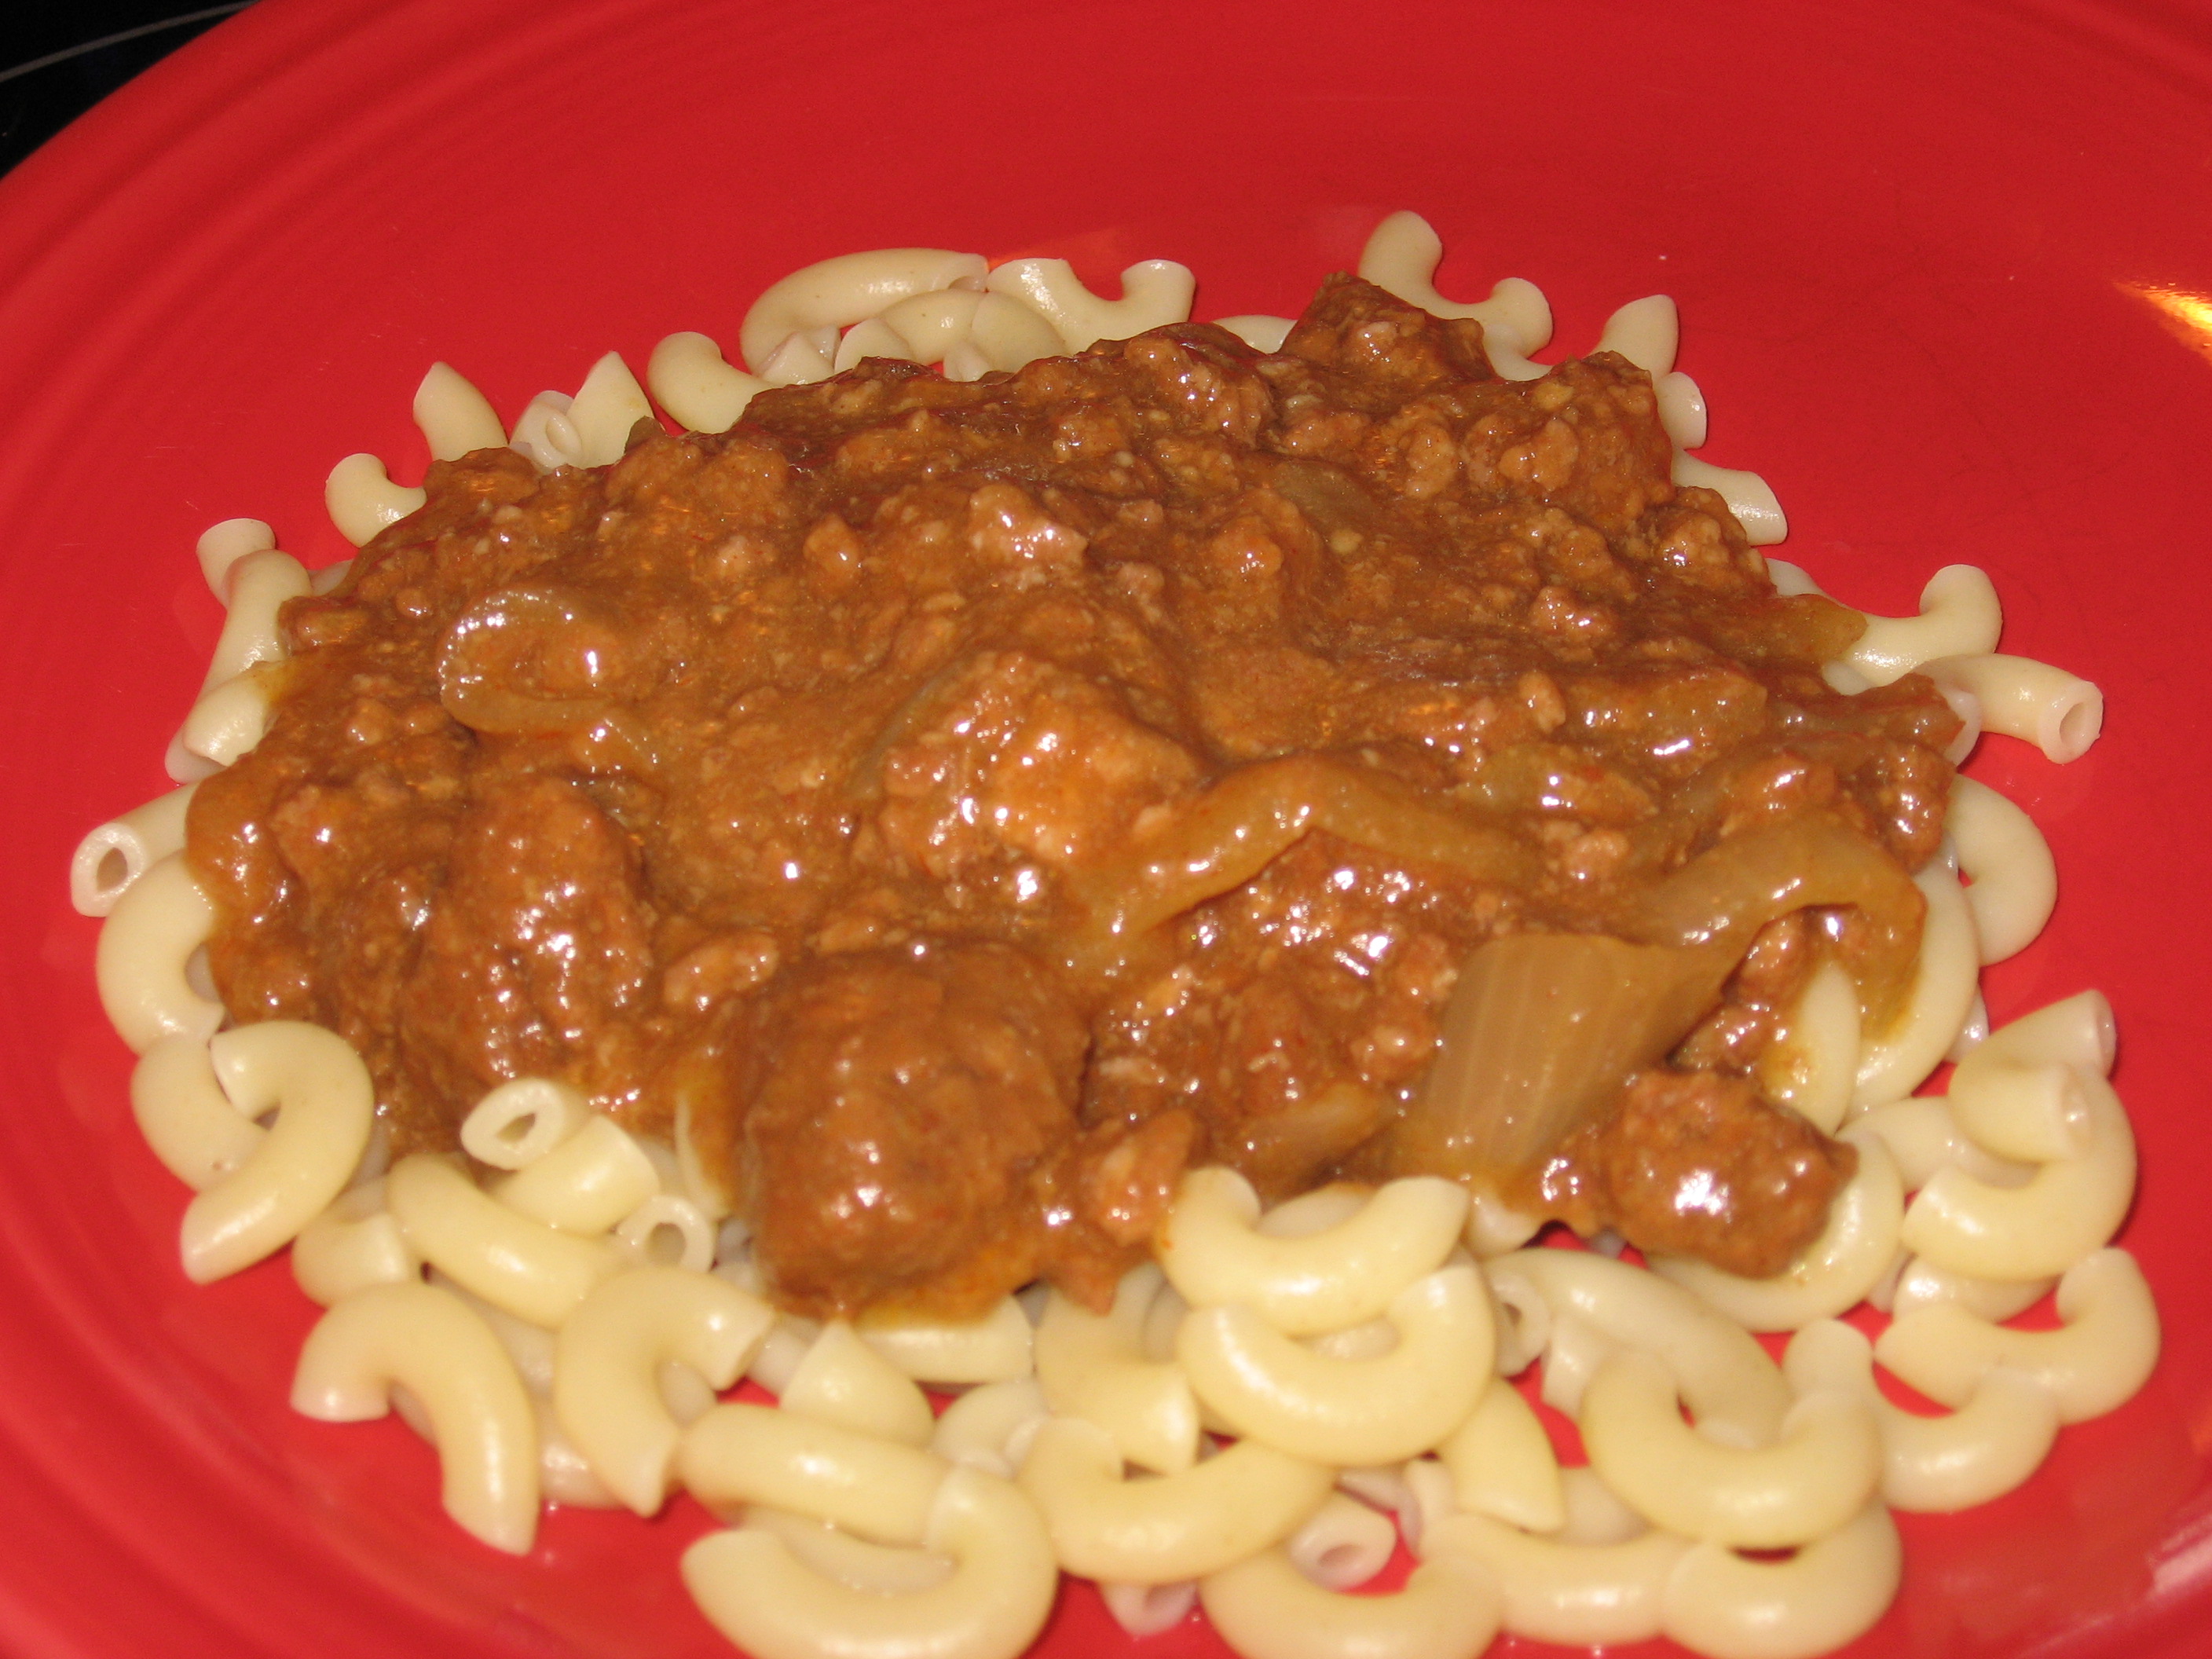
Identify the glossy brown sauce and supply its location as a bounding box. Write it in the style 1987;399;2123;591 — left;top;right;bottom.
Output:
189;276;1957;1315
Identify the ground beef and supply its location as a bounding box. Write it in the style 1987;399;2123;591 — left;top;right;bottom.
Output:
189;274;1955;1316
1542;1068;1857;1276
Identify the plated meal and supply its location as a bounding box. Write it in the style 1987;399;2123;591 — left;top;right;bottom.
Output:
73;211;2158;1659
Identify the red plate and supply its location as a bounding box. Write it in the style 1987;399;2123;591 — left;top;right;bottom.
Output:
4;1;2209;1654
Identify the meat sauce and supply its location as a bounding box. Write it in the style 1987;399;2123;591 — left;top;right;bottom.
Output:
188;276;1958;1317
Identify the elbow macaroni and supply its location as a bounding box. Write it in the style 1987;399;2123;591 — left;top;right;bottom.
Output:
1577;1350;1881;1549
613;1192;717;1273
200;548;309;690
509;352;654;471
1485;1248;1793;1447
1174;1264;1493;1467
646;331;766;434
1755;960;1861;1135
1035;1265;1199;1474
128;1032;263;1192
1284;1492;1400;1592
492;1113;661;1234
175;667;274;768
412;361;506;460
1156;1168;1467;1337
1437;1375;1565;1533
1357;210;1551;373
683;1467;1058;1659
460;1077;592;1170
1660;1503;1901;1659
70;781;196;917
1017;1415;1333;1584
386;1152;621;1327
554;1265;773;1514
324;452;426;546
1873;1247;2159;1424
1841;566;2002;686
778;1320;938;1446
1199;1531;1503;1659
1920;652;2103;764
1898;1066;2135;1281
932;1377;1051;1481
1946;776;2056;964
1782;1320;2060;1513
291;1177;417;1306
734;1504;956;1596
1851;855;1982;1110
95;851;222;1053
1422;1507;1687;1649
182;1021;375;1284
292;1280;540;1554
83;221;2163;1659
679;1401;950;1544
983;258;1196;353
742;248;990;372
194;515;274;592
1884;1254;2054;1324
854;1295;1035;1386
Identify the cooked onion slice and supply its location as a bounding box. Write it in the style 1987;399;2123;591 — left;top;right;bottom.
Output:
1380;933;1736;1184
1075;756;1536;958
437;584;660;767
1618;816;1925;1025
1384;815;1926;1190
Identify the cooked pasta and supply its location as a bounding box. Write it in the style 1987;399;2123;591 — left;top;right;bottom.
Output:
70;780;196;917
1035;1265;1201;1474
1424;1506;1687;1648
181;1020;376;1283
777;1320;938;1446
292;1280;541;1554
683;1467;1059;1659
1436;1375;1565;1532
553;1265;774;1514
77;211;2159;1659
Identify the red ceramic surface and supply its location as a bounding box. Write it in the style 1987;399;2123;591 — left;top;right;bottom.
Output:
3;1;2210;1654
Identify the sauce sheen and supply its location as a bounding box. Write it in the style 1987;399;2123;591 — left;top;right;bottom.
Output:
189;276;1958;1315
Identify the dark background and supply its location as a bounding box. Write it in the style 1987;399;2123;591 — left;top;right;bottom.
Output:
2;3;252;175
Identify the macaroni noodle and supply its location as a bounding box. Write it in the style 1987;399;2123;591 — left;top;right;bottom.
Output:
1198;1530;1503;1659
291;1280;540;1554
683;1467;1057;1659
553;1265;773;1514
80;216;2163;1659
182;1020;375;1283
